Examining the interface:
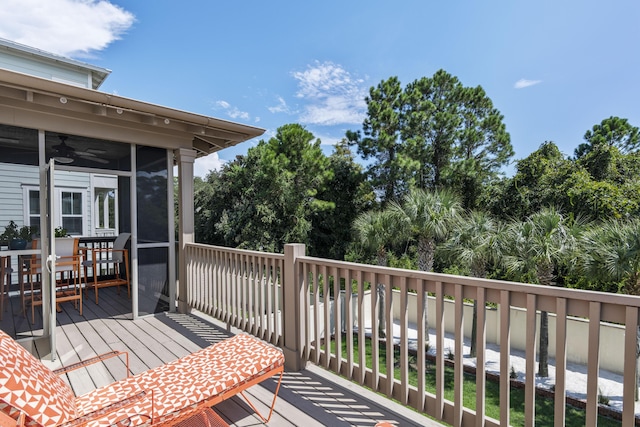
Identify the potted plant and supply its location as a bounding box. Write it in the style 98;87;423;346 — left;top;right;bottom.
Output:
1;221;37;249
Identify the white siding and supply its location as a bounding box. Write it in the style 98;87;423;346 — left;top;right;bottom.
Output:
0;51;90;88
0;163;38;230
0;164;92;234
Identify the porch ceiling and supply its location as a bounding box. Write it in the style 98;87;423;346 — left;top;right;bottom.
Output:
0;68;265;156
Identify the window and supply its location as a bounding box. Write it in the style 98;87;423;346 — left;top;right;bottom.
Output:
61;191;83;235
92;174;119;236
27;190;40;230
25;187;85;236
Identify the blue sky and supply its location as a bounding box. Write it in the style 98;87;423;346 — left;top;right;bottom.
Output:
2;1;639;177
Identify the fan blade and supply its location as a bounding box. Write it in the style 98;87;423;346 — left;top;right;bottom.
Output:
87;157;109;164
75;151;96;157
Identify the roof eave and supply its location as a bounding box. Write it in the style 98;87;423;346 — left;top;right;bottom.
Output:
0;68;265;156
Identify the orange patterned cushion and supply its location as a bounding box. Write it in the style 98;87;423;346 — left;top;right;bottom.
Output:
75;334;284;426
0;330;77;427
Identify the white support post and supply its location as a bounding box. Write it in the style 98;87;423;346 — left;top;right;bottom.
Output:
176;148;196;314
283;243;306;371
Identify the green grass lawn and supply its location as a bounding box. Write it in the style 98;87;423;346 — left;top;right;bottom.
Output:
327;334;621;427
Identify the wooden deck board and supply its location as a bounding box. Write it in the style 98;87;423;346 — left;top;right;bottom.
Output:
0;287;443;427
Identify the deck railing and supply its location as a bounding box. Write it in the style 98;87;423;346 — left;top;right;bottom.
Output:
184;242;640;427
184;243;284;346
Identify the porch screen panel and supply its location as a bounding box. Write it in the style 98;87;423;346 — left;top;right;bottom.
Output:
0;124;38;166
138;246;170;315
136;146;168;244
136;146;170;315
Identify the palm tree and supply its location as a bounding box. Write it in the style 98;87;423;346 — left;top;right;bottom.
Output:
503;207;580;377
389;188;462;272
353;209;400;338
581;218;640;398
582;218;640;295
389;188;462;342
442;211;506;356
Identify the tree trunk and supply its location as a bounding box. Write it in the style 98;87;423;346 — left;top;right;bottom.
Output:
376;251;387;339
417;238;435;343
377;283;386;339
469;267;485;358
536;263;554;378
417;238;435;272
538;310;549;377
470;300;478;357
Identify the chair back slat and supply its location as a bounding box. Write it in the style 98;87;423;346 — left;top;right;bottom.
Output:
111;233;130;263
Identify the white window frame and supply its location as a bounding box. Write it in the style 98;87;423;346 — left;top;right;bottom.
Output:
90;174;119;237
23;185;89;236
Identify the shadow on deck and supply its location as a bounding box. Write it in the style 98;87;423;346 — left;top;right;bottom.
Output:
0;287;442;427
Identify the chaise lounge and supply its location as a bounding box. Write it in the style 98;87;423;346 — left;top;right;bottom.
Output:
0;330;284;426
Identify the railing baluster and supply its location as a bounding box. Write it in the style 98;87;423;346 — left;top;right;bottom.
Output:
499;290;510;427
203;247;210;313
385;275;394;398
231;251;237;325
435;280;444;420
554;297;567;427
357;269;366;385
322;264;331;369
249;253;256;336
254;255;262;338
213;248;220;318
217;249;223;318
276;258;283;345
475;286;486;427
345;267;354;379
187;245;193;308
623;306;638;426
240;253;247;331
525;294;537;427
302;261;311;360
258;258;270;340
333;266;341;373
416;278;426;413
313;263;321;365
238;252;243;328
250;255;258;336
585;301;601;427
399;275;409;405
371;272;380;391
221;249;227;319
453;283;464;427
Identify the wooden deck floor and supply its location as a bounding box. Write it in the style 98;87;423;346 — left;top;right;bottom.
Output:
1;286;442;427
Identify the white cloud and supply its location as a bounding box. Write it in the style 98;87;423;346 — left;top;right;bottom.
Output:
292;61;367;126
268;96;291;114
312;132;342;147
194;153;226;178
514;78;542;89
215;100;250;120
0;0;135;57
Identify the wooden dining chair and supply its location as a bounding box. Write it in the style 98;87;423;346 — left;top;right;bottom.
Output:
0;256;13;320
81;232;130;304
27;238;82;322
